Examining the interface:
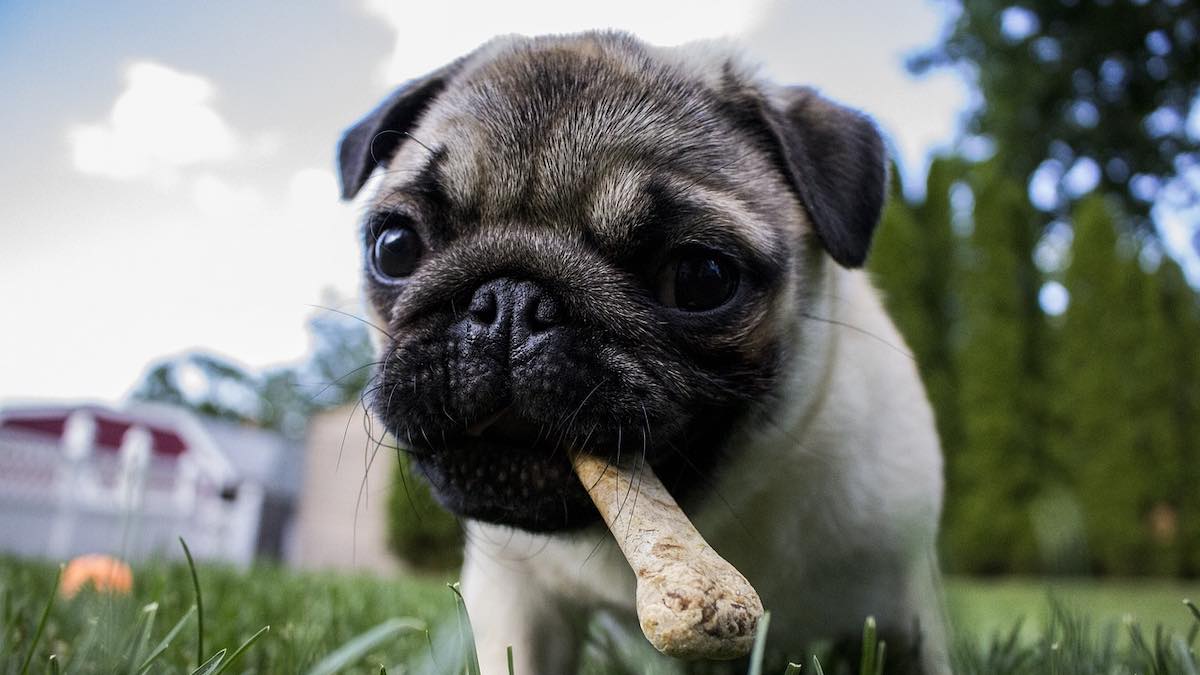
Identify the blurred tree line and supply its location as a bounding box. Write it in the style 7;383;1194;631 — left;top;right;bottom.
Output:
131;305;376;439
873;0;1200;575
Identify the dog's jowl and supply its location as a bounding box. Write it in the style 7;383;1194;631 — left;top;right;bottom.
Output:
337;31;948;675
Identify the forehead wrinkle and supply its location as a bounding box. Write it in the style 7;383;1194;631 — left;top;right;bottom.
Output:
588;163;653;252
653;173;786;264
372;137;443;203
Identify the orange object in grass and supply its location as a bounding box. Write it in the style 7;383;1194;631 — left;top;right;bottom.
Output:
60;554;133;598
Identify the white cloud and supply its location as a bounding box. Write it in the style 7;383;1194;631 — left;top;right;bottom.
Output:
288;168;342;214
69;62;239;183
364;0;768;85
192;173;265;218
0;165;363;404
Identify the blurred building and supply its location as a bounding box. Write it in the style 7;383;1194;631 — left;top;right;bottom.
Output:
292;403;397;574
0;402;302;566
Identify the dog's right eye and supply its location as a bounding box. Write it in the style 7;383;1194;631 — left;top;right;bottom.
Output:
372;226;424;280
655;246;740;312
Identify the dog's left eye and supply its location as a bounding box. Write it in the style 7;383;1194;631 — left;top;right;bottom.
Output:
372;226;424;280
656;247;740;312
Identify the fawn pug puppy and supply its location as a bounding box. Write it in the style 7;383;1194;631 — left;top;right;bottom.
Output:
337;31;947;675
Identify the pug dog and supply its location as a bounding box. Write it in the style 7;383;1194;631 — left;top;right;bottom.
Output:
337;31;947;675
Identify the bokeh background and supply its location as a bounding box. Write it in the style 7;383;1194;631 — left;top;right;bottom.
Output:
2;0;1200;670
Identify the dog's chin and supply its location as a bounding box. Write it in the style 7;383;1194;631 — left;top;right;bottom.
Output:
404;414;603;532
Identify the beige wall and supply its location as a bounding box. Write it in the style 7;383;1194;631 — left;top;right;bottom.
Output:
292;404;398;573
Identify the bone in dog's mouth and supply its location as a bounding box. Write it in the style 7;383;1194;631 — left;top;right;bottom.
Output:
412;406;767;659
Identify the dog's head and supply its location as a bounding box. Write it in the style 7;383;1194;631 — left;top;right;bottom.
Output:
338;32;887;531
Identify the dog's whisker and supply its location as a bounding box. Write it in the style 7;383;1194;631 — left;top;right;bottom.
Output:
402;131;436;155
799;311;916;361
306;303;395;341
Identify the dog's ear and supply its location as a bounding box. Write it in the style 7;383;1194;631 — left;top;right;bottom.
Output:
759;87;888;268
337;63;460;200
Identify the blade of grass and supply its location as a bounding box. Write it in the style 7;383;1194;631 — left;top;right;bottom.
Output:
448;583;481;675
1;584;8;657
507;645;515;675
1156;624;1169;674
211;625;270;675
783;663;802;674
127;602;159;674
19;565;61;675
47;654;60;675
305;617;425;675
136;605;197;674
747;611;772;675
424;629;438;671
859;616;877;675
1128;619;1154;667
1186;600;1200;625
65;616;103;672
190;648;226;675
1171;636;1198;675
179;537;204;668
873;641;886;675
810;655;825;675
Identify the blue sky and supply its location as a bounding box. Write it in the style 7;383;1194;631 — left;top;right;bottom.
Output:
1;0;971;402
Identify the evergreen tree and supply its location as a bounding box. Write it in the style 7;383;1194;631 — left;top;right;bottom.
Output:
914;157;965;458
1123;254;1182;574
1053;195;1179;574
946;162;1043;573
871;167;928;356
1156;258;1200;574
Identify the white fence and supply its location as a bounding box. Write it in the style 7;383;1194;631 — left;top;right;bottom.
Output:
0;425;262;566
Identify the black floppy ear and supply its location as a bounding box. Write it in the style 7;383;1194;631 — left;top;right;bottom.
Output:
760;87;888;268
337;64;459;200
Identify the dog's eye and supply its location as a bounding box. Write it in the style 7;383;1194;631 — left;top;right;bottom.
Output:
657;247;740;312
373;226;424;279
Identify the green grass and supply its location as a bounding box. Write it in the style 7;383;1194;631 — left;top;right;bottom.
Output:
946;577;1200;643
0;553;454;674
3;551;1200;674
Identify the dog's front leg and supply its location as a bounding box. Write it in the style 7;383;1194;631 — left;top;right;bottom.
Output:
461;540;584;675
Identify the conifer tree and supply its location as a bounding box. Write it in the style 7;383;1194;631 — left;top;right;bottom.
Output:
946;162;1043;573
870;166;928;356
914;157;965;458
1054;195;1178;574
1122;255;1181;574
1156;258;1200;574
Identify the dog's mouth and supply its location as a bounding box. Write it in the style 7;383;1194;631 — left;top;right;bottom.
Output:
464;406;539;443
406;408;603;531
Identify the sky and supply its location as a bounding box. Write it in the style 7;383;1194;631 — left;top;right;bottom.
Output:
0;0;973;404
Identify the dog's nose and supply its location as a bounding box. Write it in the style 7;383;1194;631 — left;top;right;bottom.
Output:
466;278;561;349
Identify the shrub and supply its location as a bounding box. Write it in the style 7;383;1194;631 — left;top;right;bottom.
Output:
386;451;464;571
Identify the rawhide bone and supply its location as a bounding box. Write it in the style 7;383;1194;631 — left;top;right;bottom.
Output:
570;451;764;660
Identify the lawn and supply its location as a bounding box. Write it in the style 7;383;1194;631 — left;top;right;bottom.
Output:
946;577;1200;643
2;553;1199;674
0;554;456;674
